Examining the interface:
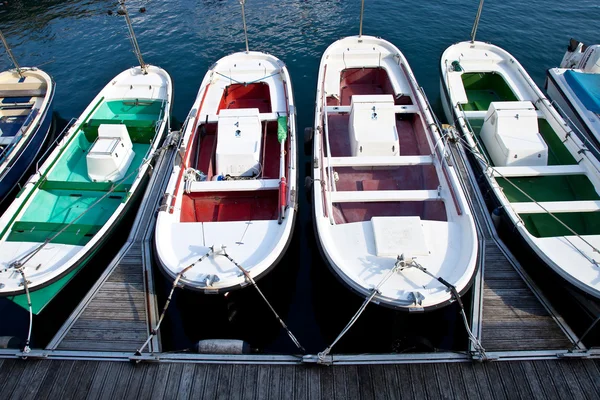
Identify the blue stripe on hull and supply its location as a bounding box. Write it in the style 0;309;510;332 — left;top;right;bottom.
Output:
0;98;54;200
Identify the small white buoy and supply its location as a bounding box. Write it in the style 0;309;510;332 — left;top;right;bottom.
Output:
491;207;502;229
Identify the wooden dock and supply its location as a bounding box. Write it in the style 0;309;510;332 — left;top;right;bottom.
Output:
2;357;600;399
45;134;179;353
448;140;583;356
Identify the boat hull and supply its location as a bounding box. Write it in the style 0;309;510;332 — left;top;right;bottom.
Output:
0;65;173;309
0;71;55;202
440;41;600;299
312;36;478;311
155;51;298;293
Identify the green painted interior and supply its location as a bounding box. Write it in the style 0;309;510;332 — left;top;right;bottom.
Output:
82;100;163;144
461;72;519;111
467;111;600;238
7;98;162;246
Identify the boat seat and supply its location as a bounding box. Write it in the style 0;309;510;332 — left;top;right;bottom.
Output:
40;179;131;192
0;108;32;118
512;200;600;214
330;189;440;203
325;105;419;114
87;117;156;129
186;179;280;193
491;165;586;177
325;155;433;168
446;72;469;104
8;221;103;245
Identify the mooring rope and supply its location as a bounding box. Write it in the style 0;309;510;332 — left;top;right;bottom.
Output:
317;255;487;362
318;256;406;362
399;257;487;358
135;248;214;355
9;134;173;271
14;266;33;355
220;249;305;352
452;132;600;258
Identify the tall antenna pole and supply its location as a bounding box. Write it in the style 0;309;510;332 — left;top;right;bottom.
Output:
0;30;23;78
358;0;365;40
240;0;250;53
470;0;484;43
119;1;148;74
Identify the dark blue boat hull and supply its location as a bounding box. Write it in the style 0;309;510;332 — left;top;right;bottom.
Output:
0;87;54;202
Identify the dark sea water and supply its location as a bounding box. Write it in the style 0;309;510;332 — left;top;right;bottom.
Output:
1;0;599;353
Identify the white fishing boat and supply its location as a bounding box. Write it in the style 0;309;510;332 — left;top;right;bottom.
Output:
0;31;55;202
311;35;478;311
440;40;600;299
155;50;297;293
545;39;600;149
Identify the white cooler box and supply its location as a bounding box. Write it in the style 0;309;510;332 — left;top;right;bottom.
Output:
349;95;399;157
480;101;548;167
216;108;262;177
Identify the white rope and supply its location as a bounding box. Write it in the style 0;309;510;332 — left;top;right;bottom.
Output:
15;266;32;355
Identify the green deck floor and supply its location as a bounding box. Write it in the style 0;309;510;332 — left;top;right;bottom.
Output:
466;102;600;238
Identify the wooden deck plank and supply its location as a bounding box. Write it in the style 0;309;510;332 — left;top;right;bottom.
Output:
345;365;361;400
280;365;296;400
0;358;24;398
9;360;52;400
112;363;135;400
189;364;209;400
1;360;600;399
98;361;124;400
60;360;93;400
150;364;171;400
568;360;600;399
241;364;257;400
216;364;234;400
458;363;481;400
163;362;183;400
177;363;197;400
269;365;283;400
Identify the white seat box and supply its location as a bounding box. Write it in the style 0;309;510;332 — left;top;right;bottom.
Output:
216;108;262;177
480;101;548;167
87;124;135;182
349;94;399;157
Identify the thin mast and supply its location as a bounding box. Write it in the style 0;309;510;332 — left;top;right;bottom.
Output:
358;0;365;40
119;1;148;74
470;0;484;43
0;30;23;78
240;0;250;53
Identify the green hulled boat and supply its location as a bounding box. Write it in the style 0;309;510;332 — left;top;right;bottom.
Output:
0;65;172;313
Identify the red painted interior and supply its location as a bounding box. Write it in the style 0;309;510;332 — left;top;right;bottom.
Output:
324;67;447;224
180;83;285;223
217;83;272;113
181;191;279;223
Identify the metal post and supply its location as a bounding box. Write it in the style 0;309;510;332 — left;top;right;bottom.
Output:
0;30;23;78
470;0;484;43
119;1;148;74
240;0;250;53
358;0;365;39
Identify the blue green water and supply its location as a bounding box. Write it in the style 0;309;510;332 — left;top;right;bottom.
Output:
1;0;599;352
